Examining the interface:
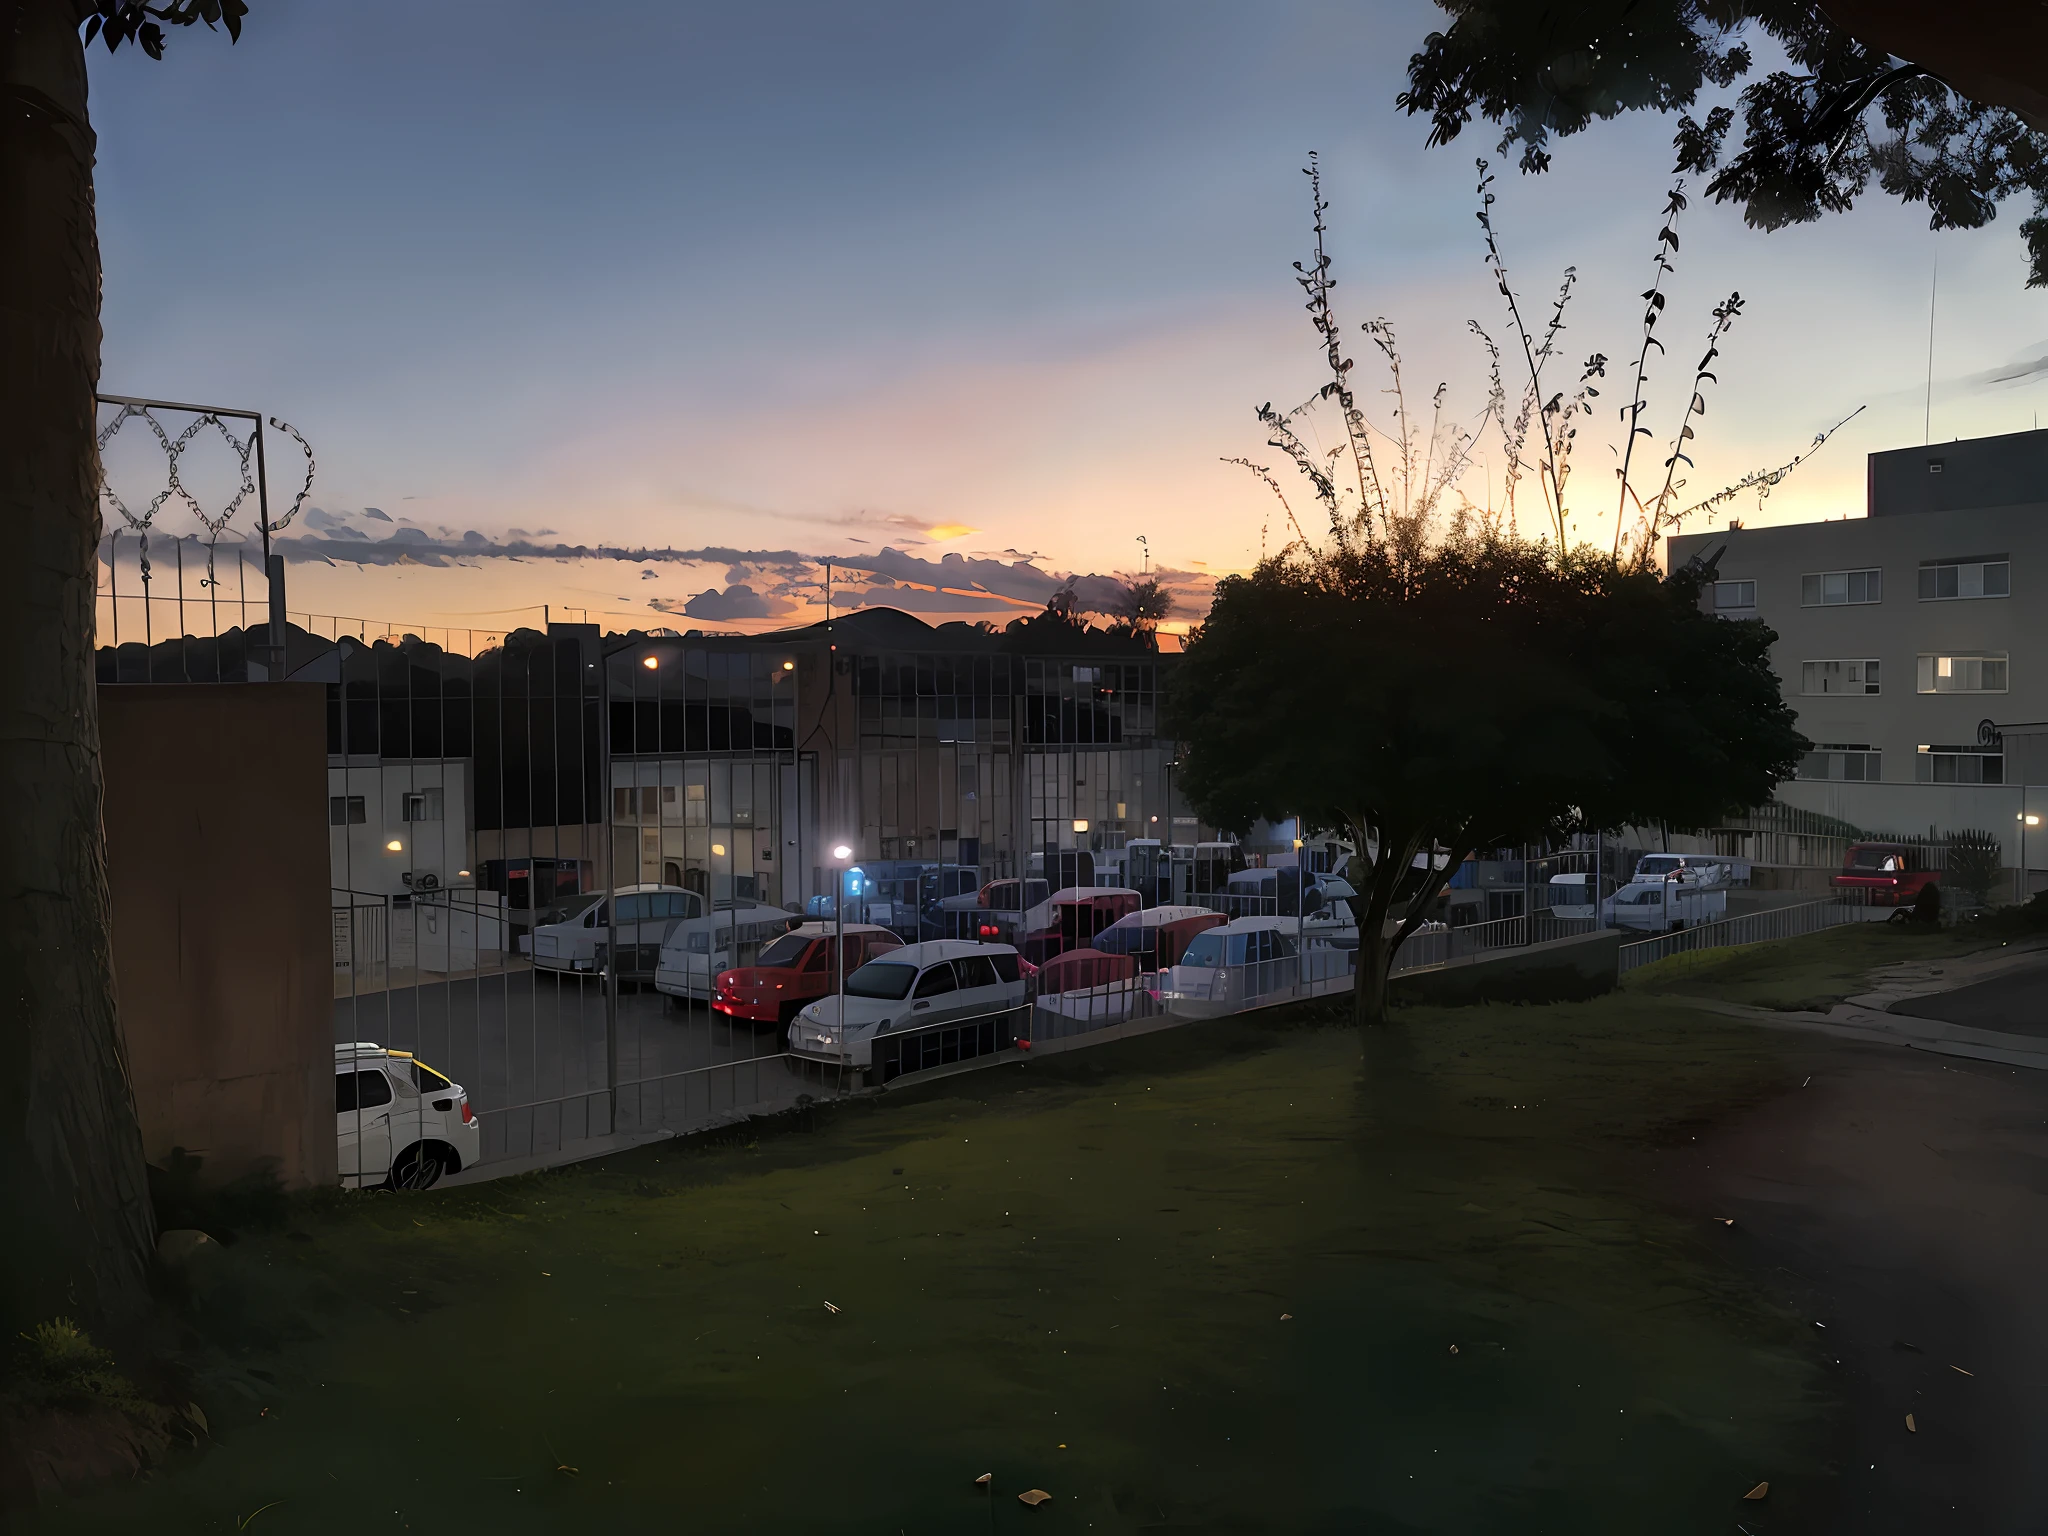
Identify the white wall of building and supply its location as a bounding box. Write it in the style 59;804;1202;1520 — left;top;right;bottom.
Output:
328;758;473;897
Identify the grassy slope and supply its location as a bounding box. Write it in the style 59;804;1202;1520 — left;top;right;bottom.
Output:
1620;922;2009;1013
34;1001;1833;1535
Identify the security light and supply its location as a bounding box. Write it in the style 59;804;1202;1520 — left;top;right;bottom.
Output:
832;843;853;861
782;660;794;670
386;839;403;852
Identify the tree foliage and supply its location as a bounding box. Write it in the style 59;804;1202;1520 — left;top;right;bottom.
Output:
1399;1;2048;287
1169;539;1806;1022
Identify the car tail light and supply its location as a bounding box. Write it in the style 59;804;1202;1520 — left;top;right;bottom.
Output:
460;1097;473;1124
979;923;998;938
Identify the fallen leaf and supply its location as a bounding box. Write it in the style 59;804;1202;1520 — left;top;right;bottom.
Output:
541;1271;551;1277
1018;1489;1052;1507
556;1464;579;1477
1906;1414;1917;1433
1717;1217;1735;1227
974;1473;992;1486
1743;1482;1768;1501
1280;1313;1293;1321
1058;1443;1067;1449
1951;1365;1974;1377
823;1302;841;1314
1448;1345;1460;1355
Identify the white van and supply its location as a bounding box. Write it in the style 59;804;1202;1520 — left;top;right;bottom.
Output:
652;901;800;1002
531;885;701;979
335;1042;480;1191
787;940;1026;1068
1158;917;1300;1018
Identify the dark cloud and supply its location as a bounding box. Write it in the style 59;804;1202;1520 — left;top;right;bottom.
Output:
667;584;796;621
724;563;751;584
361;506;392;522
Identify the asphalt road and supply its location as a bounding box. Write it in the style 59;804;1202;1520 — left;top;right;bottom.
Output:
334;974;841;1164
1892;955;2048;1038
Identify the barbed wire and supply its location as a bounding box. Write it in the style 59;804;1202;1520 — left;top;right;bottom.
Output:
96;399;315;589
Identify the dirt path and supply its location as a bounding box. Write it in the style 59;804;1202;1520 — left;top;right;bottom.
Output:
1677;1037;2048;1533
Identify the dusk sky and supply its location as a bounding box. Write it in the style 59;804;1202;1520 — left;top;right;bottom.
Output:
88;0;2048;636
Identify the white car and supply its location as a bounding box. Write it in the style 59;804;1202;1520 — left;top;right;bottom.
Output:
652;901;801;1003
530;885;700;979
787;940;1025;1068
335;1042;480;1191
1158;917;1301;1018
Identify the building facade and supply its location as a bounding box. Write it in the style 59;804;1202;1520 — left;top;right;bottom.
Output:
1668;427;2048;877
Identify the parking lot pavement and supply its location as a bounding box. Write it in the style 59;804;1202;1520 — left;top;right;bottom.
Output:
1890;952;2048;1037
333;974;838;1164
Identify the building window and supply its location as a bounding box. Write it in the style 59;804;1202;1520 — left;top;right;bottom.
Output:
1801;568;1881;606
1798;744;1881;782
329;794;367;826
685;782;708;826
1801;659;1880;695
1916;652;2008;693
1918;558;2009;600
612;786;660;819
1713;580;1756;611
400;788;444;822
1916;745;2004;784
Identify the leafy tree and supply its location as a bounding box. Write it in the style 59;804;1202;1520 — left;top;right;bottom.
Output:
1399;1;2048;287
1169;539;1804;1023
1;0;245;1340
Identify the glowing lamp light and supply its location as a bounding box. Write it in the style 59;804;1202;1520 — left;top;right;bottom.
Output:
641;655;659;669
782;660;794;671
458;869;471;878
1072;819;1089;834
712;843;727;857
386;839;403;852
2023;814;2042;827
832;844;853;861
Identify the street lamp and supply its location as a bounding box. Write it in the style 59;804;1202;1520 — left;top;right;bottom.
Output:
2020;809;2041;902
596;635;674;1134
831;843;853;1014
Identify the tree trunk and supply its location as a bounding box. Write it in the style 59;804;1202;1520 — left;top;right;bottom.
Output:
0;0;157;1338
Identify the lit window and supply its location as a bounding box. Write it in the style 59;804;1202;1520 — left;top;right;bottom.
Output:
1917;652;2009;693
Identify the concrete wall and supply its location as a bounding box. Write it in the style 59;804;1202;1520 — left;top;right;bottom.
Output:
100;684;336;1188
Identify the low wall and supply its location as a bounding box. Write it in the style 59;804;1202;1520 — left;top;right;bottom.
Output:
100;684;335;1188
1392;927;1624;1007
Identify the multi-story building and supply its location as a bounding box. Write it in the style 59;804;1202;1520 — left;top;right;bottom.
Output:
1668;427;2048;886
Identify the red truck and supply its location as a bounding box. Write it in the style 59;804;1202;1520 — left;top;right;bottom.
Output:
1830;842;1940;906
710;922;903;1026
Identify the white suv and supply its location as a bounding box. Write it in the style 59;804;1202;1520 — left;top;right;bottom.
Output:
787;940;1025;1068
335;1043;481;1190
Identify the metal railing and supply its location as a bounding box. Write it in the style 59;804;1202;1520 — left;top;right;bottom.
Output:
1616;896;1869;974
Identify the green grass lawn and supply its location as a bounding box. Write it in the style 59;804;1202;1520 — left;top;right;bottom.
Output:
1619;920;2014;1013
35;1000;1834;1535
